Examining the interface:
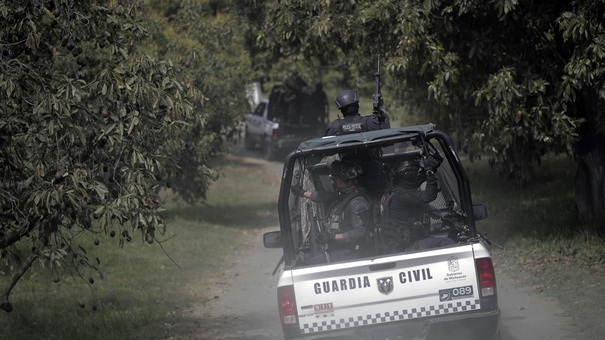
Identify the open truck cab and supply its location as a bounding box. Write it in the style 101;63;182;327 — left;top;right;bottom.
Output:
264;124;500;340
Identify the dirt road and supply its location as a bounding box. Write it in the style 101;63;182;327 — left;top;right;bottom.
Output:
200;226;283;340
200;149;577;340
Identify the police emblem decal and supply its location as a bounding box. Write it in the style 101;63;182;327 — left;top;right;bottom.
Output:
377;277;394;295
439;291;451;301
448;256;459;272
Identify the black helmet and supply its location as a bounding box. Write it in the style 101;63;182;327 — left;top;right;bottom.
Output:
395;159;421;177
329;160;363;180
393;158;426;188
334;89;359;109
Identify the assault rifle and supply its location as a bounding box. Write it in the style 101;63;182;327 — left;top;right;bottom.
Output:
307;202;331;263
427;206;505;250
372;57;389;127
372;57;383;115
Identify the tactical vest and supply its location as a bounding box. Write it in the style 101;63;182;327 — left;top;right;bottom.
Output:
326;190;368;232
325;190;374;254
333;115;371;135
377;189;431;253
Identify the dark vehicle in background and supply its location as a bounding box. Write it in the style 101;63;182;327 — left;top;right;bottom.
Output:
245;83;328;160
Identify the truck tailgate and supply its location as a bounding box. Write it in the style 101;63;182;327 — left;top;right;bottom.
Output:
290;244;481;335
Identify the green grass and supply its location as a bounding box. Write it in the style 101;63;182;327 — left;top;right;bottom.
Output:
2;144;604;338
462;152;605;269
0;153;280;340
465;154;605;337
464;154;578;242
498;231;605;271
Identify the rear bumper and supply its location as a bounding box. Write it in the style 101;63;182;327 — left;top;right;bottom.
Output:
284;309;500;340
274;136;308;150
269;126;324;151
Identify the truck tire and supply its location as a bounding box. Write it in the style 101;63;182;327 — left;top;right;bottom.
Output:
244;128;255;151
263;140;275;161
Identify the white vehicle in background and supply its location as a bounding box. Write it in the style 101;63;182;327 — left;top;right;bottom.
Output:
245;84;328;161
264;124;501;340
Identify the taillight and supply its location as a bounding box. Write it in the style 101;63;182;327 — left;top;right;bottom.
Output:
278;285;298;327
271;128;279;140
476;258;496;298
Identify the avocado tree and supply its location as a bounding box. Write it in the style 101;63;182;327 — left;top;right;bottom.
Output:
254;0;605;228
143;0;254;202
0;0;250;312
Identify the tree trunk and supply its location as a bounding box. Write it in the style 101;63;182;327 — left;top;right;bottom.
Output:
575;92;605;230
575;145;605;228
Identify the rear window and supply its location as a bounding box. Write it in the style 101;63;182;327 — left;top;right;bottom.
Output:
285;135;468;268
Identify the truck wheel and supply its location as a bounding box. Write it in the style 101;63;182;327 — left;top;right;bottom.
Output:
263;142;275;161
244;129;255;151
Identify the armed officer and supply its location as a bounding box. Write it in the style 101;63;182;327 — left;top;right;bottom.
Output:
291;159;373;263
379;152;444;252
324;89;390;136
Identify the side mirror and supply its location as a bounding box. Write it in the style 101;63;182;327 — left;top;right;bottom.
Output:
473;203;488;221
263;231;282;248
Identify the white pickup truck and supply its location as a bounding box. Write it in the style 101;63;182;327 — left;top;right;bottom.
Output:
263;124;500;340
244;84;328;160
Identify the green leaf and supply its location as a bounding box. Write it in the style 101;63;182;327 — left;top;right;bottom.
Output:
94;183;109;201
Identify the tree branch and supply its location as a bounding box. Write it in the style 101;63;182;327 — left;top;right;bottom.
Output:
1;253;37;313
0;219;38;250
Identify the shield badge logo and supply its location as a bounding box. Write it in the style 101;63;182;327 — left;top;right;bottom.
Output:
377;277;394;295
448;256;459;272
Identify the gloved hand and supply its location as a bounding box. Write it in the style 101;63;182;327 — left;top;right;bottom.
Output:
318;229;336;244
290;185;305;197
422;155;442;173
373;109;388;123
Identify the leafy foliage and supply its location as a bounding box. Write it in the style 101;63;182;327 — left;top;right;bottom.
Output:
0;0;252;311
142;0;253;202
254;0;604;223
